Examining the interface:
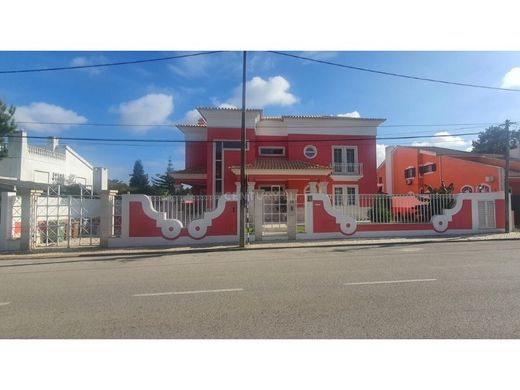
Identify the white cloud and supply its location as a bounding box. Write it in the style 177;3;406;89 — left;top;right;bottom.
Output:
168;55;211;78
376;144;387;166
411;131;472;150
182;109;202;124
337;111;361;118
299;51;338;62
501;67;520;89
114;93;174;130
70;55;108;75
218;103;237;109
227;76;299;108
15;102;87;132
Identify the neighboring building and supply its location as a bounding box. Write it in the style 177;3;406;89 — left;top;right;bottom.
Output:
0;131;108;193
377;145;520;195
172;107;385;197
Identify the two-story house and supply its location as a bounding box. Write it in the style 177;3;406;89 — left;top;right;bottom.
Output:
172;107;385;199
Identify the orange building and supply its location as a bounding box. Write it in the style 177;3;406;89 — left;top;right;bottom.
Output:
377;146;520;226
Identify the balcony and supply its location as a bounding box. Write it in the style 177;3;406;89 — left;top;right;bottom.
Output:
331;162;363;176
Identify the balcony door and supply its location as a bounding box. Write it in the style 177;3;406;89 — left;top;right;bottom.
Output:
333;147;356;174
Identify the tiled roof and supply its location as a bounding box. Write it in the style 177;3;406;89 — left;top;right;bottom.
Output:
196;106;263;112
170;166;206;175
231;158;331;171
281;114;386;121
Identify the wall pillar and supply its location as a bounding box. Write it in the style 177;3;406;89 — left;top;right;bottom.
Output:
19;189;42;251
318;182;328;194
100;190;118;247
0;192;16;250
254;189;264;241
286;189;297;240
308;181;318;194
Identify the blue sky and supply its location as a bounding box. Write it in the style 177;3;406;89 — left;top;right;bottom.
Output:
1;51;520;181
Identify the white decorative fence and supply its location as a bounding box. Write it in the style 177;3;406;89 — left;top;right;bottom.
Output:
149;195;220;227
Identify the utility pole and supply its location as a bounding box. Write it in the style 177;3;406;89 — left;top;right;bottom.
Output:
239;51;247;247
504;120;512;233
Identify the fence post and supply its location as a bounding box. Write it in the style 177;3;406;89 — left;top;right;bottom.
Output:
0;192;16;250
19;189;42;251
254;189;264;241
286;189;297;240
100;190;118;248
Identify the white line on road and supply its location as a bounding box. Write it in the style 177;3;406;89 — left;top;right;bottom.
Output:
344;278;437;286
0;302;11;306
133;288;244;297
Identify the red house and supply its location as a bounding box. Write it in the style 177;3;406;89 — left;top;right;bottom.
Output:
172;107;385;198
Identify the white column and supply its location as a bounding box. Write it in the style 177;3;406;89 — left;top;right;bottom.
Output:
318;182;328;194
0;192;16;250
254;189;264;241
308;182;318;194
286;189;297;240
100;190;118;247
19;189;42;251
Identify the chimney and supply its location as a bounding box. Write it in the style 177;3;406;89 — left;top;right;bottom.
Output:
47;136;59;150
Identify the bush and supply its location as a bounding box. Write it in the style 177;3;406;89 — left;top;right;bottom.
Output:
368;194;393;223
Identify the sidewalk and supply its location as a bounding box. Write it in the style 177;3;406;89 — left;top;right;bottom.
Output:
1;231;519;262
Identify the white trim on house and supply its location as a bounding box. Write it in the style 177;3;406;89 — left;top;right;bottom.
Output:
259;146;285;156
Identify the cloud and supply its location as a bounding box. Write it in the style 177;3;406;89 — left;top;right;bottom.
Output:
376;144;387;166
14;102;87;132
168;54;212;78
70;55;109;75
299;51;338;61
337;111;361;118
501;67;520;89
182;109;202;124
411;131;472;150
218;103;237;109
114;93;174;130
227;76;299;108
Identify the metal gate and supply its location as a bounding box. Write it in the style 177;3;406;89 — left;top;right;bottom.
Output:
262;189;288;235
33;185;102;248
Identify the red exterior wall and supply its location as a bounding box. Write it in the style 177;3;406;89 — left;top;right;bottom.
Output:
185;142;206;169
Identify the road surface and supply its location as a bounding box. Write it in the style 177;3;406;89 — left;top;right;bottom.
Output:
1;240;520;338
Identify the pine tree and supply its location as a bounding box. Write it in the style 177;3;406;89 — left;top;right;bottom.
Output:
151;157;177;195
129;160;150;194
0;99;18;160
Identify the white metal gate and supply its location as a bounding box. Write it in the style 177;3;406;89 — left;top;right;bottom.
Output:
262;188;288;235
478;200;496;229
33;185;102;248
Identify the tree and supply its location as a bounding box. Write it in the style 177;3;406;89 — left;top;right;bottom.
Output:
151;157;177;195
129;160;150;194
472;124;519;154
0;99;17;159
108;179;130;194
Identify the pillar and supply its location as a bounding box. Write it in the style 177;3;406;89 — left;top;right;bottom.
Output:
318;182;328;194
0;192;16;250
254;189;264;241
100;190;118;248
286;189;297;240
19;189;42;251
308;181;318;193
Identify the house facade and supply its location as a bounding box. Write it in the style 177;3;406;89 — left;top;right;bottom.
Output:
172;107;385;198
0;131;108;193
378;145;520;195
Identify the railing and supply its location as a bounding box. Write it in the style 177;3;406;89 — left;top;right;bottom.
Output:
27;144;66;160
150;195;219;227
331;162;363;176
328;193;457;223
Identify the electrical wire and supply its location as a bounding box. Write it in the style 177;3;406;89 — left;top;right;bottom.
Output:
0;51;225;74
269;51;520;92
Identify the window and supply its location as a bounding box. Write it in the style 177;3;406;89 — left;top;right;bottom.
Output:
461;185;473;193
333;185;357;206
419;163;437;175
213;140;250;196
303;145;317;159
332;146;357;173
404;167;416;179
259;146;285;156
477;183;491;193
51;172;65;184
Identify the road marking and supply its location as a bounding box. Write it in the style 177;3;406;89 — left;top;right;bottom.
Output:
344;278;437;286
0;302;11;306
133;288;244;297
398;247;424;252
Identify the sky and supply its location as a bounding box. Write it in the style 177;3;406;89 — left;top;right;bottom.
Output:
1;51;520;181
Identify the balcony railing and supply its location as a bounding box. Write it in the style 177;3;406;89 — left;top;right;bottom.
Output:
331;162;363;176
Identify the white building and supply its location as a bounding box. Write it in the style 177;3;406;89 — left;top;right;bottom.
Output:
0;131;107;193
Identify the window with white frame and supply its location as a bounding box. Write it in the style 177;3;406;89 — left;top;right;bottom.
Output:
333;185;357;206
461;185;473;193
332;146;356;173
404;167;416;179
303;145;317;159
259;146;285;156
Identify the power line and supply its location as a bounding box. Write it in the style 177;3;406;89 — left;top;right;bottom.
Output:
13;120;501;129
0;51;224;74
269;51;520;92
6;131;484;144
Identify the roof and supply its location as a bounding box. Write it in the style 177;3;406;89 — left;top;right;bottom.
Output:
280;114;386;121
170;166;206;175
230;158;332;175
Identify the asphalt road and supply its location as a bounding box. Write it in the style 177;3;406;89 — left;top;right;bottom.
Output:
1;240;520;338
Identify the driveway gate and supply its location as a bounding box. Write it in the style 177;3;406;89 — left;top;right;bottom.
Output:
262;189;288;236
